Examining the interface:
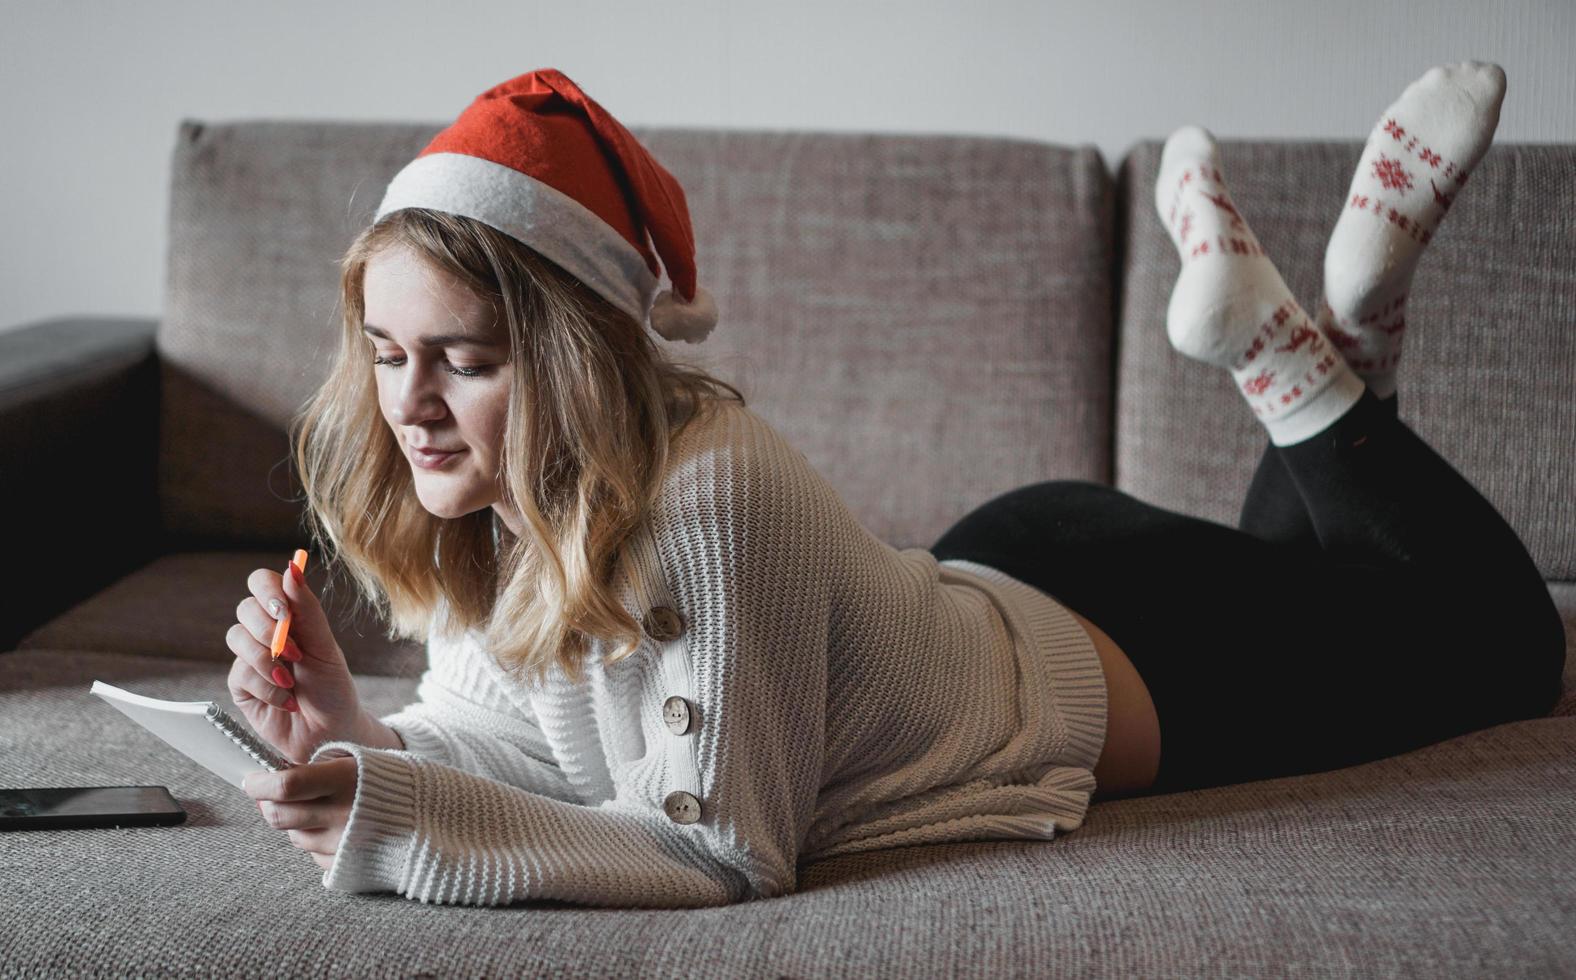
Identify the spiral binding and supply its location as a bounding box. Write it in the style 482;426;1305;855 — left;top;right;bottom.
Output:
205;704;293;771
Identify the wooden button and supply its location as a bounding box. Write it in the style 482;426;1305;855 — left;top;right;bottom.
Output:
663;790;701;824
662;695;693;735
643;605;685;642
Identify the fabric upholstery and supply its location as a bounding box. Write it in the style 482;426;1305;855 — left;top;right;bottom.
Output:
3;647;1571;976
16;551;424;679
0;316;161;652
1114;140;1576;580
1554;580;1576;718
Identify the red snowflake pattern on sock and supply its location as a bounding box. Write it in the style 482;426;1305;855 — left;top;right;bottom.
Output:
1392;124;1465;179
1372;155;1414;193
1221;235;1264;256
1242;370;1276;396
1200;190;1246;231
1274;322;1325;355
1235;300;1297;368
1301;351;1341;384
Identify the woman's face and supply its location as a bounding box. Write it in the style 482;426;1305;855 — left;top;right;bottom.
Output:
361;243;520;534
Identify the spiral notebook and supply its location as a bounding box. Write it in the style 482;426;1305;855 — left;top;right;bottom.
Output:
90;680;295;790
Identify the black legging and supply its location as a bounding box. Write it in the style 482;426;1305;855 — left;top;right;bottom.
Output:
928;387;1566;796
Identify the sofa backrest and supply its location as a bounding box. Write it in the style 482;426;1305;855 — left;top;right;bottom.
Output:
1114;141;1576;581
158;121;1572;578
158;122;1116;552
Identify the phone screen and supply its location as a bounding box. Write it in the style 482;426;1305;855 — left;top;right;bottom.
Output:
0;786;187;831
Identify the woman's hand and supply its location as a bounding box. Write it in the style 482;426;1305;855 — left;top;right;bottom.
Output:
227;560;374;764
243;757;359;870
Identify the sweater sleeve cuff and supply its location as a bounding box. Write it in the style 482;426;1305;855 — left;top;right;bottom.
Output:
308;740;421;895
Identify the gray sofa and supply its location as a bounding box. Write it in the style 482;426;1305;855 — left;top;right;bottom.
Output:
3;118;1572;977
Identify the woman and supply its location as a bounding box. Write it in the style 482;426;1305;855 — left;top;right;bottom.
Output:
229;64;1563;908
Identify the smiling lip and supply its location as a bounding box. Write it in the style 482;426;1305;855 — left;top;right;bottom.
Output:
410;447;465;469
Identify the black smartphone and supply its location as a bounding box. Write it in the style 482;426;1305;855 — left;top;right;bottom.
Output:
0;785;187;831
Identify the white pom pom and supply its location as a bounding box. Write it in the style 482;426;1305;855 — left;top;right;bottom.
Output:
648;284;719;343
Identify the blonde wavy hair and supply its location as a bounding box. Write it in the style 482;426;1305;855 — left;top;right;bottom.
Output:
290;207;745;687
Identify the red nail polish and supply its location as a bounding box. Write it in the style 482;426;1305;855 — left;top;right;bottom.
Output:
283;696;299;712
272;665;293;688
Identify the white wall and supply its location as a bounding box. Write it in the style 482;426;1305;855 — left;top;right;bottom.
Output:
3;0;1572;336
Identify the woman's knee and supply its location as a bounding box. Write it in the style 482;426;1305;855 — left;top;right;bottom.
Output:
1522;589;1569;718
1456;589;1567;724
1491;583;1568;719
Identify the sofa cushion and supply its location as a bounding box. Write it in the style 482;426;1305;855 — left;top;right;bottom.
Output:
4;647;1573;975
13;552;423;678
1114;141;1576;580
161;122;1115;552
1555;581;1576;717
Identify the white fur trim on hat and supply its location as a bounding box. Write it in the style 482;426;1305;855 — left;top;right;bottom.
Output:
374;152;659;328
648;284;719;344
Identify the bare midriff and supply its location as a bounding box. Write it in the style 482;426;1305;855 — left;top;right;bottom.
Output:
1064;607;1163;801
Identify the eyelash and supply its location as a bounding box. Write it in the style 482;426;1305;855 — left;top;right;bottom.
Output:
371;355;488;378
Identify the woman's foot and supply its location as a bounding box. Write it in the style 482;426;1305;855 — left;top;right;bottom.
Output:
1316;61;1507;400
1154;125;1365;446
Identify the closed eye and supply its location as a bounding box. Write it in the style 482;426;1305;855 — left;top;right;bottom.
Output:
372;355;489;379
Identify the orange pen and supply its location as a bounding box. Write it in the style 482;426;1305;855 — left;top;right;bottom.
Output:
270;549;309;663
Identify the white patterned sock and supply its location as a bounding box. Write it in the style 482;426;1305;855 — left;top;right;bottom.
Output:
1317;61;1507;399
1155;125;1365;446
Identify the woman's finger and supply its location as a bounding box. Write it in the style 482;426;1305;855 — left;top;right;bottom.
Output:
246;566;291;625
263;800;335;832
225;623;300;690
231;596;303;664
235;590;283;651
248;759;352;804
226;653;295;710
286;827;344;862
226;618;302;681
286;828;332;853
228;608;301;674
278;561;337;660
289;757;358;801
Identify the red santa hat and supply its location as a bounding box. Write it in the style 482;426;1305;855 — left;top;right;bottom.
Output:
373;68;719;344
